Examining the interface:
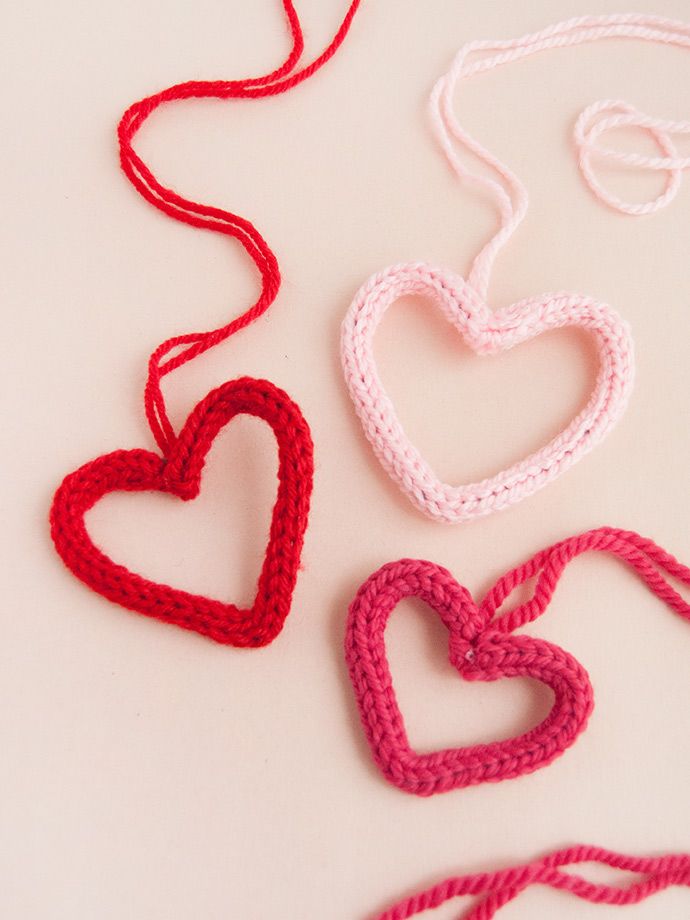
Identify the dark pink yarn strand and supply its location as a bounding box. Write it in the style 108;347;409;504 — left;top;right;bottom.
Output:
482;526;690;632
374;845;690;919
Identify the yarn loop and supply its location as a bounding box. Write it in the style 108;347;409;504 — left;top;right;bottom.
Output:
51;2;362;643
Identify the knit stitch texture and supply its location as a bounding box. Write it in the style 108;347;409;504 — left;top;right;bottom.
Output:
342;14;690;523
50;0;361;644
346;527;690;795
51;379;313;646
342;263;632;522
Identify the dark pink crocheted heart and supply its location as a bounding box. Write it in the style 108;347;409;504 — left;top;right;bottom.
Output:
345;558;594;796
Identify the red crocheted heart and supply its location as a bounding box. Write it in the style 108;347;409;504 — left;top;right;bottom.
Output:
345;559;594;795
50;378;313;647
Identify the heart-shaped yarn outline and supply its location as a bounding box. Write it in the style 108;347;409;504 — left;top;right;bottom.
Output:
50;377;314;647
345;557;594;796
341;262;634;523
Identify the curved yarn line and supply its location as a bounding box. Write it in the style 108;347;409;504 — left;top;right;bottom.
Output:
482;526;690;632
117;0;361;453
575;99;690;215
373;845;690;919
430;13;690;299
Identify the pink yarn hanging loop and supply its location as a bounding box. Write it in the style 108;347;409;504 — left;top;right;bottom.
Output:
431;14;690;290
345;527;690;796
342;13;689;523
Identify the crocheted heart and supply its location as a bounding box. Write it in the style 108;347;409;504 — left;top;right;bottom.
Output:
341;262;634;522
345;558;594;795
50;378;313;647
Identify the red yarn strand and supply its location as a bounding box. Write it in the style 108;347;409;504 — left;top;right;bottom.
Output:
116;0;362;453
50;2;362;645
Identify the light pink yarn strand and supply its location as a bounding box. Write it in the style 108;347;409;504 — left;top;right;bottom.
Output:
575;98;690;215
431;13;690;294
341;14;688;523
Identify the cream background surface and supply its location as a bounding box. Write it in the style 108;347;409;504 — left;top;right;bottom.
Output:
2;1;690;917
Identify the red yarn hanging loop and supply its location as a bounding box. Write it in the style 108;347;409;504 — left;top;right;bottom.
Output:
116;0;362;454
50;2;361;646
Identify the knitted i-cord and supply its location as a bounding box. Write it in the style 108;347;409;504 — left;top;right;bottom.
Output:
346;527;690;795
50;1;362;647
372;845;690;919
342;14;690;523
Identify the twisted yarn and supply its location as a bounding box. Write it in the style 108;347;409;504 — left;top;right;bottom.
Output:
342;13;690;523
117;0;361;455
373;845;690;919
430;13;690;297
346;527;690;795
50;1;362;645
575;97;690;216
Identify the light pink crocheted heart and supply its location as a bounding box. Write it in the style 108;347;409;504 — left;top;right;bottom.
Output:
341;262;633;522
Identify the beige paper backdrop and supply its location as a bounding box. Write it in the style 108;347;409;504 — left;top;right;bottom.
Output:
3;1;690;917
